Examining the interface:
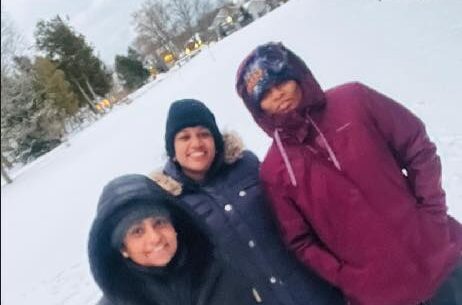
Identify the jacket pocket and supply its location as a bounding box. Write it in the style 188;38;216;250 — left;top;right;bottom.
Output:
234;176;261;195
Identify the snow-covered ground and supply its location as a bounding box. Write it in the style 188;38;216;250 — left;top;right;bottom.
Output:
2;0;461;304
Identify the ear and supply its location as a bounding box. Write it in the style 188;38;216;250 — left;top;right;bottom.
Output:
120;246;129;258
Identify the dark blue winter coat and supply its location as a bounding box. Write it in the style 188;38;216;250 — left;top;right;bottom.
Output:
151;133;344;305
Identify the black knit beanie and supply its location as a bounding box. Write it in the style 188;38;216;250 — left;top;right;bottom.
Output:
165;99;224;159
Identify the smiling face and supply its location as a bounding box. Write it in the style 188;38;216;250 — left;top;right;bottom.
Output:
121;216;178;267
173;126;216;181
260;80;302;115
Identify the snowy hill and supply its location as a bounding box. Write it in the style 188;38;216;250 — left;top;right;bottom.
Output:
2;0;461;304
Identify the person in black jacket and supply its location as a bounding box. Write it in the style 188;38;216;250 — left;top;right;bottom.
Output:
88;174;258;305
150;99;344;305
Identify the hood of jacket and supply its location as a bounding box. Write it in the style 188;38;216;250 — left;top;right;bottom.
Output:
152;131;245;194
235;43;326;140
88;174;215;304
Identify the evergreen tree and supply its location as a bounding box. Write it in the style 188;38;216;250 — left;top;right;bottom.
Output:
115;48;150;90
1;56;37;164
7;56;67;163
1;9;76;172
35;16;112;112
1;55;75;164
1;6;27;171
33;57;79;116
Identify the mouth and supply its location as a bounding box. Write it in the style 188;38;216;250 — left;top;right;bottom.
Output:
278;98;298;112
145;244;167;256
188;151;207;158
277;102;291;112
153;244;167;252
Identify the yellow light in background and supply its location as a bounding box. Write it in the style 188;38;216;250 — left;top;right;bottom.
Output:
102;99;110;108
226;16;233;23
163;53;174;64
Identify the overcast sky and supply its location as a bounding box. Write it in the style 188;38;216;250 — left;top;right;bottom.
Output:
2;0;147;67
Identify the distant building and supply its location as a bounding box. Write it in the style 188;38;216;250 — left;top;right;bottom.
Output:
210;4;242;39
243;0;270;19
209;4;254;40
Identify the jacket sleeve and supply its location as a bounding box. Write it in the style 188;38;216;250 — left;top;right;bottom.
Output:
358;83;446;216
261;169;342;286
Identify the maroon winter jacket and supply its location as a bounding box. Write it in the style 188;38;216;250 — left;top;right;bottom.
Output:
237;59;462;304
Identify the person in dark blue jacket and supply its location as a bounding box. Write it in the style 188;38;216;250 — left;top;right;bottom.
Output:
150;99;344;305
88;174;258;305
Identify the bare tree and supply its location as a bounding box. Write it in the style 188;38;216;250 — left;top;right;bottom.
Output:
1;62;37;166
1;7;24;181
1;6;24;75
132;0;179;55
1;154;12;184
171;0;215;40
194;1;218;41
194;0;212;14
170;0;196;38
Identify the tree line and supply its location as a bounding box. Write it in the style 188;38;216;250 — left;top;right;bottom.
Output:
2;12;114;183
0;0;261;183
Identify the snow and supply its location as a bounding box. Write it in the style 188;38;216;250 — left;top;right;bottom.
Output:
2;0;461;304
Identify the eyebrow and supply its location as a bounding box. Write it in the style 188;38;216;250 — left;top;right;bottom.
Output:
127;224;143;233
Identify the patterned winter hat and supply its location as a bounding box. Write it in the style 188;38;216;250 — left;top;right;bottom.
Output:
164;99;224;159
236;42;310;113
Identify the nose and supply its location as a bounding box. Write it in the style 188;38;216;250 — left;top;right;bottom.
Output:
190;134;203;147
268;86;283;99
145;226;161;244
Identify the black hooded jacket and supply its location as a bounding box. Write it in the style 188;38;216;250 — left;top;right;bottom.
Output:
88;174;257;305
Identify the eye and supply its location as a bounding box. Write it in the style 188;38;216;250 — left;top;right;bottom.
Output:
176;133;190;141
198;130;212;139
152;217;170;228
262;87;278;101
128;226;144;237
261;89;271;100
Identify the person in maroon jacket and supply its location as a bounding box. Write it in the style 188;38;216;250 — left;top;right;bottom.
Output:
235;42;462;305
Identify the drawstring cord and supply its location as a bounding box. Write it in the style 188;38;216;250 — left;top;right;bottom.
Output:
274;129;298;187
273;115;342;188
306;115;342;171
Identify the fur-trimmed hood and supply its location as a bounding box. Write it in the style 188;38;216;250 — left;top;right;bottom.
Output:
150;131;245;196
